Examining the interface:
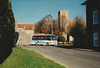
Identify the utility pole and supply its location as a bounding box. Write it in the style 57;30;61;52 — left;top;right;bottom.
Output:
51;16;53;35
48;14;53;34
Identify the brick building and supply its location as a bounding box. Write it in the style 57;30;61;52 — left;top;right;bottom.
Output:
15;22;35;45
82;0;100;50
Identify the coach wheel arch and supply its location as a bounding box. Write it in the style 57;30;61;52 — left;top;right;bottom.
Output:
35;42;38;46
46;42;49;46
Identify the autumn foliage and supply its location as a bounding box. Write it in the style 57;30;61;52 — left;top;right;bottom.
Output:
35;15;58;35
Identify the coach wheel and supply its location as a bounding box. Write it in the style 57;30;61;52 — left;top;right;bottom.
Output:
46;43;49;46
35;42;38;46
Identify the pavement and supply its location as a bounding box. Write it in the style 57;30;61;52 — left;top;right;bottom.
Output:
22;45;100;68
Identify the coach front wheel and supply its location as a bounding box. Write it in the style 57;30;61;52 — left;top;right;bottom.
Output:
35;42;38;46
46;43;49;46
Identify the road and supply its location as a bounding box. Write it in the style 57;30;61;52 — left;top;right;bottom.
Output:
22;45;100;68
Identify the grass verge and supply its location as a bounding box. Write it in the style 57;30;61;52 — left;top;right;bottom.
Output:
0;47;65;68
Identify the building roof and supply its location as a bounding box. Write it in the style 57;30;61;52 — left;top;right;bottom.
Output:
81;1;87;5
18;24;35;30
33;33;55;36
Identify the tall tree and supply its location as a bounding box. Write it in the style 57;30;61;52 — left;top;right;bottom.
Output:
35;19;51;34
41;20;51;34
69;16;86;47
35;20;43;33
52;19;58;35
35;14;58;34
0;0;15;63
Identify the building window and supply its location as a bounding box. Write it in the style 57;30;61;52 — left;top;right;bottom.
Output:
93;32;99;47
93;10;98;24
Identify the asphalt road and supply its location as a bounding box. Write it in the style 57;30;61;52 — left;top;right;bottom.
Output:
22;45;100;68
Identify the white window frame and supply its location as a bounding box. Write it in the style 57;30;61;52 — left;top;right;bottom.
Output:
93;10;98;24
93;32;99;47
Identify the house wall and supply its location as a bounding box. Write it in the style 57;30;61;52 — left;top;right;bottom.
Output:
86;0;100;49
15;22;34;45
24;30;34;44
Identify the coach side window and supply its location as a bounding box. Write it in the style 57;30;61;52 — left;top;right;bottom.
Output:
32;36;37;40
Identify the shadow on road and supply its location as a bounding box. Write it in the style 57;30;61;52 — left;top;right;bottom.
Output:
55;45;100;52
29;44;54;46
25;44;100;52
55;45;74;49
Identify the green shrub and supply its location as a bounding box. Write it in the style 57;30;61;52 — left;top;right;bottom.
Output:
0;0;15;64
57;36;65;42
69;16;86;47
14;32;19;45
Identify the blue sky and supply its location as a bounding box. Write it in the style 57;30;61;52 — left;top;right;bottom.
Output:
11;0;87;24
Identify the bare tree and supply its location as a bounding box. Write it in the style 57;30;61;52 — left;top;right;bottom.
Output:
35;14;53;34
52;19;58;35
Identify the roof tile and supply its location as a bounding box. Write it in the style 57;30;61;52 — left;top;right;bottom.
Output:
18;24;35;30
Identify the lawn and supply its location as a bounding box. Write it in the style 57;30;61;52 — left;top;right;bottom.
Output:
0;47;65;68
